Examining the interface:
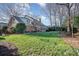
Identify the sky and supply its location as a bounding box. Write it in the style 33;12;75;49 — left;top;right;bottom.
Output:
0;3;54;26
29;3;50;26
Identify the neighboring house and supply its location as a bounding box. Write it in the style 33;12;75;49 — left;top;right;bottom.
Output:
0;22;7;30
7;15;47;32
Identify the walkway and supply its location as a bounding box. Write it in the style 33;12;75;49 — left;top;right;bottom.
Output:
60;32;79;48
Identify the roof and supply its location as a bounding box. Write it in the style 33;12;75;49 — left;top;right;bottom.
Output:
12;15;47;28
25;15;47;27
13;16;24;23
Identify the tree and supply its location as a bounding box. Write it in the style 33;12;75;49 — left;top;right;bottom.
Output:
14;23;26;33
0;3;30;19
39;3;58;27
46;4;59;27
57;3;74;35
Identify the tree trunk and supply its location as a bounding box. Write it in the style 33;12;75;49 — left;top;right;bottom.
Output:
67;16;72;35
49;4;53;27
67;6;72;35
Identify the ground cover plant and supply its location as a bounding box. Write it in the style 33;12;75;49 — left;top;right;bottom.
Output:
0;32;79;56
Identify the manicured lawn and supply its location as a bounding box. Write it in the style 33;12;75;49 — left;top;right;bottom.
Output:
0;32;79;56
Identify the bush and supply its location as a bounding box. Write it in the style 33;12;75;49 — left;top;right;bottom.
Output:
61;27;67;32
14;23;26;33
65;27;78;33
46;27;53;31
46;26;78;33
72;27;78;33
46;27;67;32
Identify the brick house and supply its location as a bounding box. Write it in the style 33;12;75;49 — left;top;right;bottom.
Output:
7;15;47;32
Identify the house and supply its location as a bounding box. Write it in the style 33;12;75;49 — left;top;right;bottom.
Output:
24;15;47;32
0;22;7;30
7;16;25;33
7;15;47;32
0;22;8;35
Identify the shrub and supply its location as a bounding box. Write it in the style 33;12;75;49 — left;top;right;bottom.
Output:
61;27;67;32
14;23;26;33
46;26;78;33
46;27;67;32
46;27;53;32
65;27;78;33
72;27;78;33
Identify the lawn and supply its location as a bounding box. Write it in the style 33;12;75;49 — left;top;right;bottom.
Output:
0;31;79;56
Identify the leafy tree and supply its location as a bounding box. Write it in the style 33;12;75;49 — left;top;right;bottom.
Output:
14;23;26;33
74;16;79;28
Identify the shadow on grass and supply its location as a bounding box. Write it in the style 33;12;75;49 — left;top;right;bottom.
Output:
26;32;60;38
0;42;19;56
0;45;18;56
0;37;5;40
40;38;50;42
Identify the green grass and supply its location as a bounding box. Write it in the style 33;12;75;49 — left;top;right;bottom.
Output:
0;31;79;56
